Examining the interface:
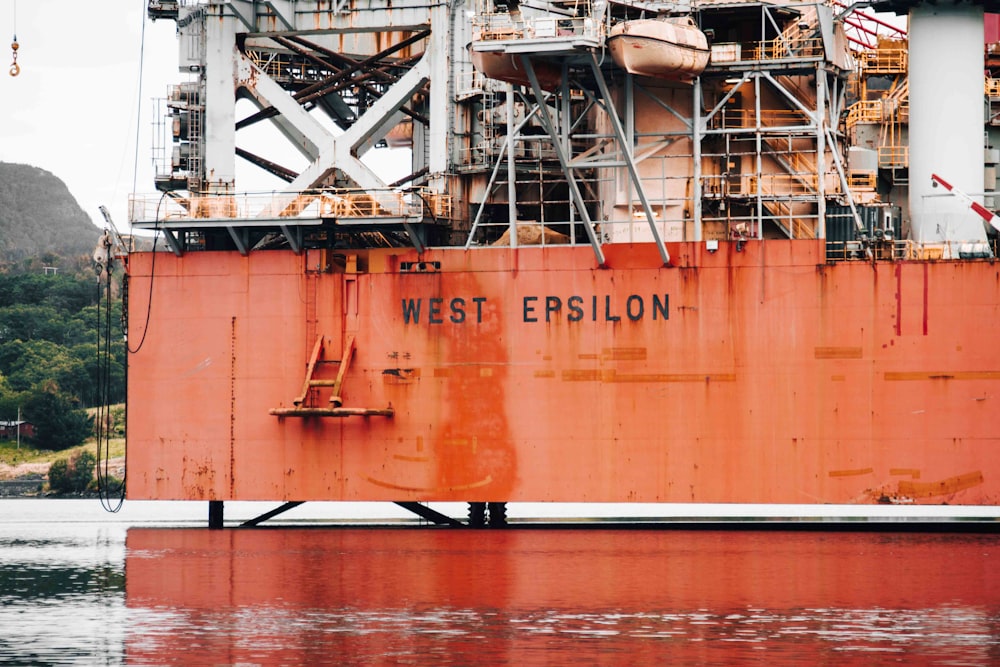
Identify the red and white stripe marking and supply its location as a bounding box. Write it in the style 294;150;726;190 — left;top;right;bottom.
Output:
930;173;1000;233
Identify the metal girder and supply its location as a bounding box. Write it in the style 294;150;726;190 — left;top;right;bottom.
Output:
279;224;302;254
227;226;250;255
162;230;184;257
238;52;329;153
634;81;693;130
520;58;605;266
394;502;464;526
235;147;297;182
585;53;669;265
240;501;305;527
465;94;552;249
761;70;821;125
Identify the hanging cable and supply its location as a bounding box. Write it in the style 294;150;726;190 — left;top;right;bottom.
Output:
94;232;126;512
131;0;148;201
9;2;19;77
127;191;167;355
93;2;158;510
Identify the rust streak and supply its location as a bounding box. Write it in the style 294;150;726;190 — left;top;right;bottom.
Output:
602;347;648;361
885;371;1000;381
563;369;601;381
828;467;874;477
889;468;921;478
393;454;430;462
898;471;984;498
382;368;419;384
442;437;478;451
363;475;493;492
534;370;556;378
611;373;736;383
814;346;863;359
562;369;736;383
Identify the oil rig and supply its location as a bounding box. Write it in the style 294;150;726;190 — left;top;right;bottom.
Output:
124;0;1000;526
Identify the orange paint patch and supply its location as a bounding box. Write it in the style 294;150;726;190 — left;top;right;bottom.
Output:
885;371;1000;381
814;347;863;359
829;468;874;477
898;471;984;498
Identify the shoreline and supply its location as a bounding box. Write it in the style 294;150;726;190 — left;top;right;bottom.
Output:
0;457;125;498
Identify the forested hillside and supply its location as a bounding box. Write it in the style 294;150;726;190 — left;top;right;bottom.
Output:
0;164;124;450
0;162;100;268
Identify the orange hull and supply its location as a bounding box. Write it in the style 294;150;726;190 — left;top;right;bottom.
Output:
127;240;1000;505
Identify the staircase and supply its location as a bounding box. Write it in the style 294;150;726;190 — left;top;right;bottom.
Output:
752;175;816;239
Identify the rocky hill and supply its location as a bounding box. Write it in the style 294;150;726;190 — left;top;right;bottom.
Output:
0;162;100;267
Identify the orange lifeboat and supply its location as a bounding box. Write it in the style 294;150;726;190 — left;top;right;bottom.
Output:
607;16;709;80
470;47;562;91
385;120;413;148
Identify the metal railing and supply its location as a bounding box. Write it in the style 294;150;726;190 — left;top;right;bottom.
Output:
472;11;603;43
826;239;998;262
708;108;812;129
847;171;877;189
128;188;450;224
845;98;909;129
748;173;818;195
749;37;825;61
878;145;908;168
845;99;881;127
856;48;907;74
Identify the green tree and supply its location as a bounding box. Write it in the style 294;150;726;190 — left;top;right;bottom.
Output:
0;339;89;398
47;449;96;494
0;304;65;344
21;382;92;451
71;343;125;406
0;373;26;420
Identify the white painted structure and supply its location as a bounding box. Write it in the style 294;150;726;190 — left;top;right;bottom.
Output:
908;4;988;243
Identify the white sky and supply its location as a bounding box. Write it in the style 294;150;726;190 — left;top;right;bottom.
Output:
0;1;179;231
0;0;407;234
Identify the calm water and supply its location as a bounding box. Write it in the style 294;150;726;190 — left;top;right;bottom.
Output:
1;500;999;666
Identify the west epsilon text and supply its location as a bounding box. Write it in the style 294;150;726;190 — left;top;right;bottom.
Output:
400;295;669;324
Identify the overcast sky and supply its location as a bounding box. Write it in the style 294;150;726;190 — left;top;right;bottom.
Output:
0;0;420;236
0;1;179;231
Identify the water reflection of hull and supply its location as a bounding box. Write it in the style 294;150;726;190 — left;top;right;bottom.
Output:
124;529;1000;665
470;49;562;90
607;17;709;79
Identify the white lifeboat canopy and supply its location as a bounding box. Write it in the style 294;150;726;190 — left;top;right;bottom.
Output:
607;16;709;80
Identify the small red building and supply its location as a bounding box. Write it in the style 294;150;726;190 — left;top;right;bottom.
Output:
0;421;35;441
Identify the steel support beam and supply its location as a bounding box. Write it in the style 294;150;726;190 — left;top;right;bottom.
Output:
209;500;224;529
521;57;605;266
585;53;669;265
394;502;465;526
241;501;306;527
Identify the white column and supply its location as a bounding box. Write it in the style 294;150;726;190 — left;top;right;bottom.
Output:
202;10;237;193
908;3;986;243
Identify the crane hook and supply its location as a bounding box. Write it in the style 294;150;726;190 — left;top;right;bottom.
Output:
9;36;19;77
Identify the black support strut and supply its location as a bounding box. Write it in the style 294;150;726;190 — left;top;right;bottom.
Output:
241;501;307;527
394;502;464;526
